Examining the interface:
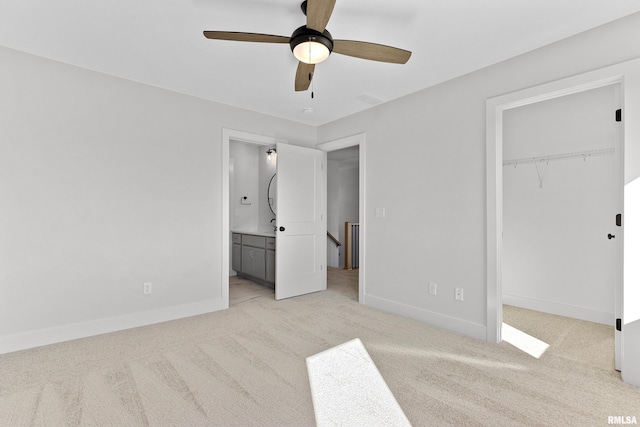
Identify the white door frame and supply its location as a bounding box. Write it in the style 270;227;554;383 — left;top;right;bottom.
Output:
317;133;366;304
222;128;283;309
486;73;625;344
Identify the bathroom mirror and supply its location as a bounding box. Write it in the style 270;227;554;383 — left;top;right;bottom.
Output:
268;173;277;215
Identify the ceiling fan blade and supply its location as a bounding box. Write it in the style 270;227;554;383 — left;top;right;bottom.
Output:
306;0;336;32
203;31;289;44
295;62;315;91
333;40;412;64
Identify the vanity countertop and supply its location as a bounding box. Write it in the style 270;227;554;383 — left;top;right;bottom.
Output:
232;227;276;238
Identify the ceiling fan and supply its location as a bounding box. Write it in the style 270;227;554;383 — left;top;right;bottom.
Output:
203;0;412;92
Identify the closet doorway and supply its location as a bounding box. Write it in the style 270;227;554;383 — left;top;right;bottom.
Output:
487;59;640;387
501;83;622;368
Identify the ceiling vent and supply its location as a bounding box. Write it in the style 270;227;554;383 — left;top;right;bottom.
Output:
355;93;383;106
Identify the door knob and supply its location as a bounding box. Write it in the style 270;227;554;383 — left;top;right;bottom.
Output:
608;233;616;239
279;226;286;232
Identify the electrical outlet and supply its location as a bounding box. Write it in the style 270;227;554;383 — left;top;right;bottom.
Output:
429;282;437;296
455;288;464;302
143;282;152;295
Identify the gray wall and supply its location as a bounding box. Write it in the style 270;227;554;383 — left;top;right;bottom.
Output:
317;13;640;339
337;164;359;269
229;141;277;233
327;159;359;268
327;160;340;268
0;46;315;353
230;142;260;231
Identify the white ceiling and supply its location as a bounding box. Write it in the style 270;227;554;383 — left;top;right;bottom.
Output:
2;1;640;126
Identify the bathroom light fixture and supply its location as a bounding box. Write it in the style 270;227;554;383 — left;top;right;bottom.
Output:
266;147;277;161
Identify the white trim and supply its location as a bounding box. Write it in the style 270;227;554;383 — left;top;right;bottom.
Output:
317;133;366;304
0;298;224;355
365;294;487;341
486;64;634;345
317;133;364;152
503;294;614;326
222;128;281;309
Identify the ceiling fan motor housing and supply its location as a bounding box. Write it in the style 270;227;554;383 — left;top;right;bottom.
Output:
289;25;334;55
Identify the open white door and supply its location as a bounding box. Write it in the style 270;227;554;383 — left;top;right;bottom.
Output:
614;85;624;372
622;176;640;387
275;143;327;300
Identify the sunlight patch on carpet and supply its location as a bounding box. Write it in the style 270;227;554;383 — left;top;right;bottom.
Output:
502;323;550;358
369;343;527;371
306;338;410;427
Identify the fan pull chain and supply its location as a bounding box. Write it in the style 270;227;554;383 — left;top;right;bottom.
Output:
309;40;314;99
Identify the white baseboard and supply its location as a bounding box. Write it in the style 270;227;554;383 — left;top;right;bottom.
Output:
503;294;614;326
0;298;225;355
363;294;487;341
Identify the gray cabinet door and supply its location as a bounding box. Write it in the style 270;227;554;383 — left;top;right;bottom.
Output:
266;249;276;283
232;243;242;273
242;246;266;280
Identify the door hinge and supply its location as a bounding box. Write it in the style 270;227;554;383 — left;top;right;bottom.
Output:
616;318;622;332
616;213;622;227
616;109;622;122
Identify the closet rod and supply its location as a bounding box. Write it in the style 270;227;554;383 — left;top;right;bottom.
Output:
503;147;614;167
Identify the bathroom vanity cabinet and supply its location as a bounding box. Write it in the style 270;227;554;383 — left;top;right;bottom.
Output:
232;232;275;288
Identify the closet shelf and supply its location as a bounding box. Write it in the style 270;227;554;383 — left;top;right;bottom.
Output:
503;147;614;167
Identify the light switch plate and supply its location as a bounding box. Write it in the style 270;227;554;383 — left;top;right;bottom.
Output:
429;282;437;296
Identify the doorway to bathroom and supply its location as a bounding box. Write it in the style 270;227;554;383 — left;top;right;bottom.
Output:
228;137;277;305
223;129;327;307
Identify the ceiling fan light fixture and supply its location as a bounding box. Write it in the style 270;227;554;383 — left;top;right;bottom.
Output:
293;41;330;64
290;26;333;65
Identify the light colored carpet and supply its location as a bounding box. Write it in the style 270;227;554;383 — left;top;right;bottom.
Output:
1;268;639;426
